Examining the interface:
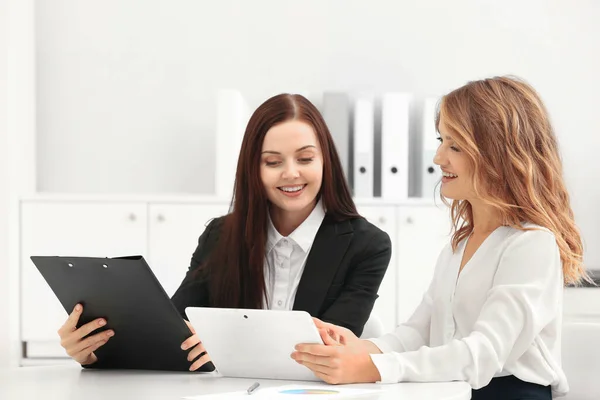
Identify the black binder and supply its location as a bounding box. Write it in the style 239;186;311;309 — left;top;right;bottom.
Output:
30;255;214;372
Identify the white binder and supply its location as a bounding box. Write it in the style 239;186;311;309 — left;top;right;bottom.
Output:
421;97;442;198
215;90;250;199
381;93;411;199
353;96;375;198
322;92;351;183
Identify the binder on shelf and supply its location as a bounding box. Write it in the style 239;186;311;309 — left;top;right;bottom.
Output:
421;97;442;198
322;92;351;184
353;96;375;198
215;90;250;199
381;93;411;199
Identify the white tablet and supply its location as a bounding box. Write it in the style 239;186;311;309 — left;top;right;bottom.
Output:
185;307;323;381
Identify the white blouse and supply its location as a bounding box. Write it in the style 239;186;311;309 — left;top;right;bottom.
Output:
263;199;326;310
369;224;568;397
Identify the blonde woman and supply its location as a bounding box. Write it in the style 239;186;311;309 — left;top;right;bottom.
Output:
292;76;588;400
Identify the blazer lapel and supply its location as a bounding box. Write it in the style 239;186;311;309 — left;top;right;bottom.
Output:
293;216;353;316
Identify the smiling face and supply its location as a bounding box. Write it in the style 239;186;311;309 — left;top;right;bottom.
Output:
260;120;323;218
433;115;475;201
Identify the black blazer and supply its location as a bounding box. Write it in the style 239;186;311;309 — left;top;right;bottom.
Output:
171;214;391;337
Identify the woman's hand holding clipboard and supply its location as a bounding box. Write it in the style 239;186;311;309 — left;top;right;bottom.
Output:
57;303;115;365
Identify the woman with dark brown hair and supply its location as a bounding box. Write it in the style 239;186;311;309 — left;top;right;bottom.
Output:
57;93;392;372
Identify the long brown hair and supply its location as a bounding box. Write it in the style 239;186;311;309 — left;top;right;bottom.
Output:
436;76;588;285
205;94;359;308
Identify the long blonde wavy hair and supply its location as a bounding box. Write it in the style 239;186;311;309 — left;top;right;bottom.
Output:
436;76;588;286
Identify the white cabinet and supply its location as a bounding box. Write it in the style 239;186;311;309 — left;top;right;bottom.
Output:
396;205;451;324
19;197;600;367
18;197;449;362
357;204;451;332
20;202;147;353
564;288;600;322
356;206;398;333
147;203;230;297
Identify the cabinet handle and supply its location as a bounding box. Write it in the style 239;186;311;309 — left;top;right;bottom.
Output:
406;216;414;224
378;216;386;224
128;213;137;222
157;214;165;223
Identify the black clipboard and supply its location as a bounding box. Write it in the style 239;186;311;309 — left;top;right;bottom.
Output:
30;255;214;372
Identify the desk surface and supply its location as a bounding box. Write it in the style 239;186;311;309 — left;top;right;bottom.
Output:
0;365;472;400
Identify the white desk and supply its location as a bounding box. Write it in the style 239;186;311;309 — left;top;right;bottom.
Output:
0;365;472;399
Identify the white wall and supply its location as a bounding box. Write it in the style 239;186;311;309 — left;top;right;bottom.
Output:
0;0;10;369
2;0;36;368
34;0;600;267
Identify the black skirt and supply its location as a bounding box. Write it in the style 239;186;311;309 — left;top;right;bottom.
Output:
471;375;552;400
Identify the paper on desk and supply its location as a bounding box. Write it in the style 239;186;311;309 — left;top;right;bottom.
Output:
183;384;381;399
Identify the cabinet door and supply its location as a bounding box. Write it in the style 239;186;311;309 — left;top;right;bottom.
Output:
147;203;230;298
396;205;451;324
356;205;398;332
21;202;148;344
564;288;600;322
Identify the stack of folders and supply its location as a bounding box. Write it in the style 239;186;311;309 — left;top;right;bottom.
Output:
322;92;443;199
323;92;409;199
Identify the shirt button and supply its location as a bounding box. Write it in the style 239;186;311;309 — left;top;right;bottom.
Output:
282;239;288;245
277;300;283;306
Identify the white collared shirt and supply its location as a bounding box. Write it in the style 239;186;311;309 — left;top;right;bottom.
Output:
263;199;326;310
369;224;568;397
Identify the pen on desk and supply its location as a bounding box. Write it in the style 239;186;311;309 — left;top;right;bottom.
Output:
247;382;260;395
